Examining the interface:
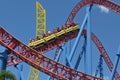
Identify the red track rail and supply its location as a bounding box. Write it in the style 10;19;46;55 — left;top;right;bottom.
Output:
7;28;120;79
65;0;120;79
82;30;120;79
7;0;120;66
7;26;79;66
7;29;120;79
0;27;103;80
66;0;120;25
1;0;120;79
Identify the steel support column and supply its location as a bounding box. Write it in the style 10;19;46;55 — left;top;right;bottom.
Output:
110;45;120;80
66;5;93;73
67;11;88;62
15;63;24;80
0;49;10;71
86;6;92;74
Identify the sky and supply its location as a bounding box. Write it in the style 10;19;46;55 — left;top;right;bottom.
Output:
0;0;120;80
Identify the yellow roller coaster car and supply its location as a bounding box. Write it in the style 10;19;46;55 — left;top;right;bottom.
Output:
28;25;79;47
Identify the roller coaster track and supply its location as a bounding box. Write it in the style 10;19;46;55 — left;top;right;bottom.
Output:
7;25;79;66
0;26;102;80
6;28;119;79
82;30;120;79
66;0;120;25
0;0;120;79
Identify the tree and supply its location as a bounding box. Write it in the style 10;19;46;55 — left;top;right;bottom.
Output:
0;70;16;80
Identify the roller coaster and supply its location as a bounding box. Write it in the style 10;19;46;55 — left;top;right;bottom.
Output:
0;0;120;80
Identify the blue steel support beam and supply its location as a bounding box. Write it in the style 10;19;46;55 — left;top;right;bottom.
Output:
66;5;93;72
66;12;88;68
15;63;24;80
95;55;103;78
0;49;10;71
68;10;88;62
84;44;87;72
99;55;103;78
66;55;73;68
68;4;93;62
110;45;120;80
47;46;63;80
74;37;87;69
86;6;92;74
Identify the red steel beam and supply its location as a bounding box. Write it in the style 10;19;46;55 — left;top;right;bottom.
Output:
2;0;120;79
66;0;120;25
82;30;120;80
7;26;79;66
7;0;120;68
0;27;103;80
65;0;120;79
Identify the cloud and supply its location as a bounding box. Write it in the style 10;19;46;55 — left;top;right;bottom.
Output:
98;5;109;13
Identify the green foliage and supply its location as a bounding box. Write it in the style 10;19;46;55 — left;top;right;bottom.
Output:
0;70;16;80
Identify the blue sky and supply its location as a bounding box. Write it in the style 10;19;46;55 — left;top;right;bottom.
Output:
0;0;120;80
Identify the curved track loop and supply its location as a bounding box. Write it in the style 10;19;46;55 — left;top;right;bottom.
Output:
7;0;120;67
3;0;120;79
5;28;119;79
65;0;120;79
0;27;103;80
66;0;120;25
82;30;120;80
7;28;119;79
7;26;79;66
28;26;79;52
